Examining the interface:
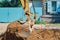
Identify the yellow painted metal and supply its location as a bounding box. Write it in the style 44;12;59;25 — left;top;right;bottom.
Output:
20;0;29;12
20;0;36;23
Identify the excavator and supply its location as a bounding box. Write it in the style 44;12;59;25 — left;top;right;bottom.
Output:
20;0;36;22
20;0;36;28
3;0;37;40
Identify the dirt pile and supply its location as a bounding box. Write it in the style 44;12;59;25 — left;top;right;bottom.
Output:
1;21;60;40
1;29;60;40
27;29;60;40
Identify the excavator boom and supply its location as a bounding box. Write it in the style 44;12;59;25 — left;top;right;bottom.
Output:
20;0;29;12
20;0;36;21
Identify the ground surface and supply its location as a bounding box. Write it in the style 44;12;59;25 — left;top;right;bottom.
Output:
0;23;60;40
27;29;60;40
0;23;9;35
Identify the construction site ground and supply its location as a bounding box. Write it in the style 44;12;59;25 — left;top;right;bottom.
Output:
0;23;60;40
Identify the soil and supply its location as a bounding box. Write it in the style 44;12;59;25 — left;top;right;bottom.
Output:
2;29;60;40
0;23;60;40
27;29;60;40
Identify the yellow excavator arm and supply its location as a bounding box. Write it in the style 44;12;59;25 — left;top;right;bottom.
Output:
20;0;29;13
20;0;36;21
